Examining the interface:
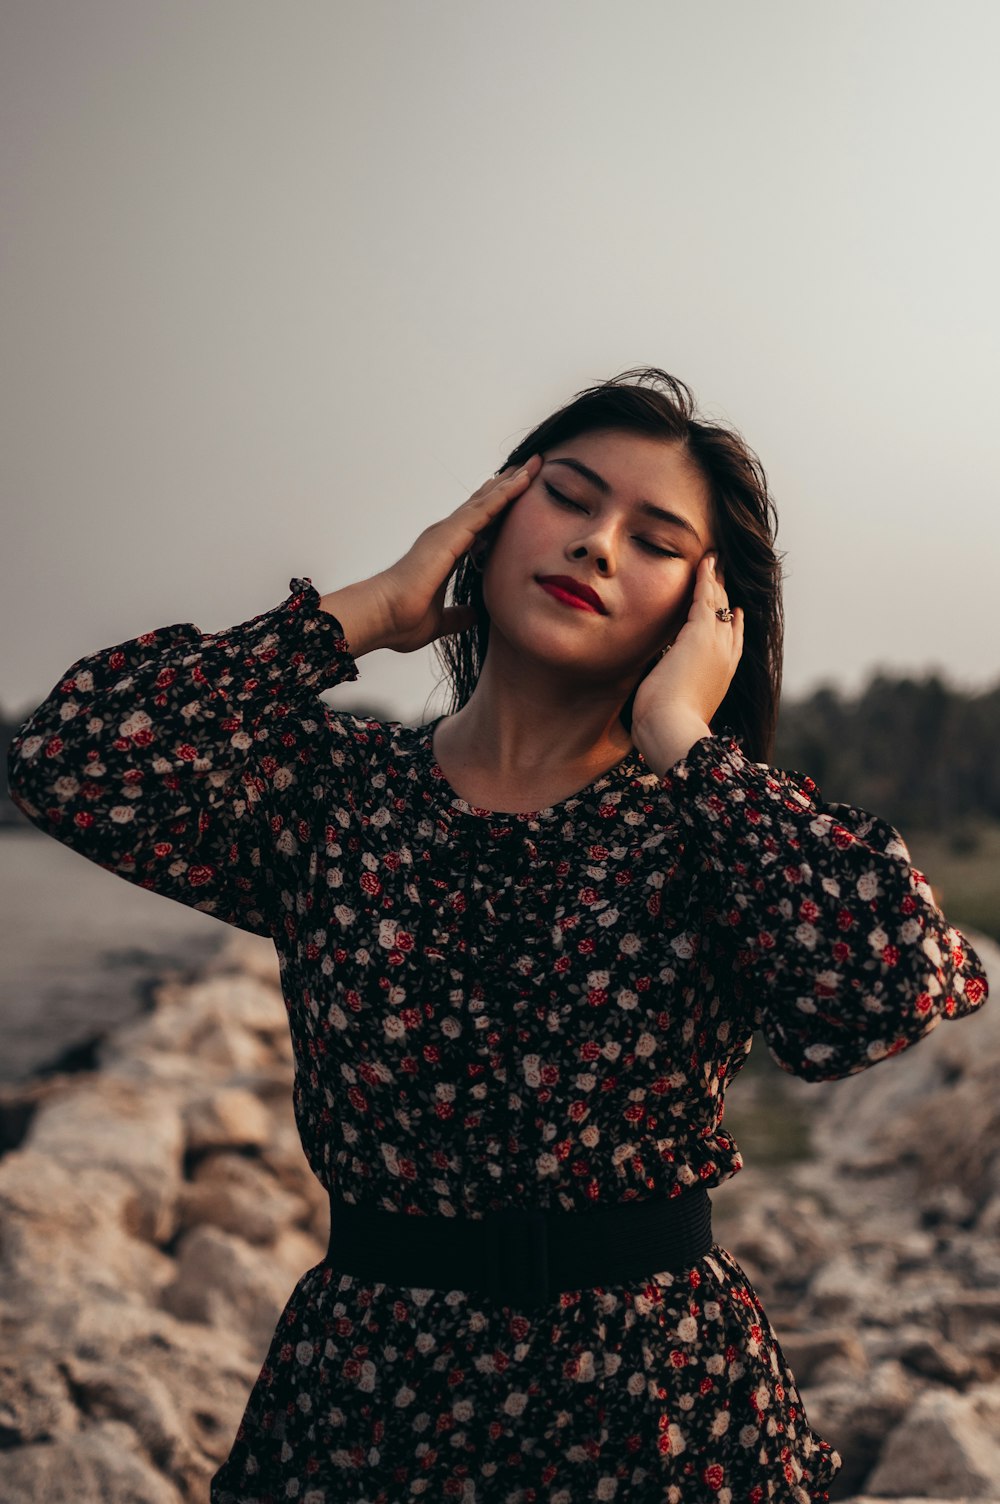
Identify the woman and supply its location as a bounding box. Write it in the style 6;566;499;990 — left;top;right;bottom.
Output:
7;368;989;1503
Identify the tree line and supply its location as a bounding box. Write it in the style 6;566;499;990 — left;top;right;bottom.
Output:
772;671;1000;836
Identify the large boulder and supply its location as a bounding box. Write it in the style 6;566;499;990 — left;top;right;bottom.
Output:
0;1292;262;1492
177;1149;310;1244
865;1381;1000;1498
159;1223;322;1354
23;1076;185;1242
182;1085;274;1154
801;1360;921;1496
0;1149;172;1303
0;1419;183;1504
96;970;293;1094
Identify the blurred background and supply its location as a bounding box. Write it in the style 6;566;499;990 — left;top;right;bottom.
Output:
2;7;999;1497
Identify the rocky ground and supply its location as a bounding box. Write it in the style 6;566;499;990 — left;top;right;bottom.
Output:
0;927;997;1503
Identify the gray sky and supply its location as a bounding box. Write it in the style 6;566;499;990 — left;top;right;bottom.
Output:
3;0;998;726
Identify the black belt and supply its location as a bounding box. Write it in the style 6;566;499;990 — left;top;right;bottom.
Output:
325;1187;713;1310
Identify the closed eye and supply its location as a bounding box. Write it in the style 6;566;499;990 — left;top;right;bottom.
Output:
545;483;682;559
636;539;682;558
544;482;587;513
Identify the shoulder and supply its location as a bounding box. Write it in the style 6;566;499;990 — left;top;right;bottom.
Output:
319;704;431;777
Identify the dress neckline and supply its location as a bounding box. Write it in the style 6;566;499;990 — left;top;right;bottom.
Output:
419;716;647;821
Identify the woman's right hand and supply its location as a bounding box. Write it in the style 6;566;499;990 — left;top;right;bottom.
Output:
320;455;542;656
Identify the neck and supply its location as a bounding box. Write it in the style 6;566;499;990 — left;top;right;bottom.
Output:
434;636;636;795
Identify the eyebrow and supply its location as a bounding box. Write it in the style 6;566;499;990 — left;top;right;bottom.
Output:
545;457;704;545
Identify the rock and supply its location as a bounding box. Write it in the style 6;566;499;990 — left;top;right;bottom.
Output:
257;1108;330;1219
892;1274;970;1328
0;1291;264;1487
0;1418;184;1504
0;1345;79;1449
0;1150;172;1303
97;972;291;1086
59;1357;196;1482
24;1076;184;1242
888;1227;939;1271
860;1329;980;1383
101;1003;274;1077
893;1330;977;1387
182;1085;273;1154
799;1359;919;1496
866;1381;1000;1497
919;1184;978;1229
807;1247;898;1321
178;1150;310;1244
942;1236;1000;1289
205;928;282;989
158;1224;319;1354
776;1326;868;1386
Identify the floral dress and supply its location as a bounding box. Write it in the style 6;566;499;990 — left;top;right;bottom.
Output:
6;576;989;1504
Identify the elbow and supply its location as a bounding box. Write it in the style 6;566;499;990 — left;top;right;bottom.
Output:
764;1040;858;1084
6;732;36;814
6;723;61;832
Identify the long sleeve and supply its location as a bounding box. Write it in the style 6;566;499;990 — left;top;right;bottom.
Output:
658;731;990;1082
5;576;361;940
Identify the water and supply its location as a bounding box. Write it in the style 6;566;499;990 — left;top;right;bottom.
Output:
0;828;231;1082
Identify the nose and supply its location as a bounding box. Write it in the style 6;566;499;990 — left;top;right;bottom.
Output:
566;520;617;576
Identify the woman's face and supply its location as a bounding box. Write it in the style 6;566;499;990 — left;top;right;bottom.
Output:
481;427;717;686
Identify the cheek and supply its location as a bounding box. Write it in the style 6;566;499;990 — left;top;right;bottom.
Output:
485;495;553;575
627;573;696;640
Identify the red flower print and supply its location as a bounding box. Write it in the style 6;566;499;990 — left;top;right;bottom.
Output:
966;975;987;1005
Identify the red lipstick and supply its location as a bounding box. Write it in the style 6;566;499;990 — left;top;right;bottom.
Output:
536;575;607;614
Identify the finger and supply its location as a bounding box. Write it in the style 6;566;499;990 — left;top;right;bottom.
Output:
692;551;719;596
468;453;542;505
693;553;730;614
451;456;542;542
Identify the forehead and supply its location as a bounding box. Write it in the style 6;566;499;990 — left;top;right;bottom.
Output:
545;428;714;537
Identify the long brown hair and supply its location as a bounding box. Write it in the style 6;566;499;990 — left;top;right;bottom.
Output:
433;367;785;763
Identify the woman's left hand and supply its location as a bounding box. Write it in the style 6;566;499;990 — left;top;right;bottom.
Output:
630;552;744;776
